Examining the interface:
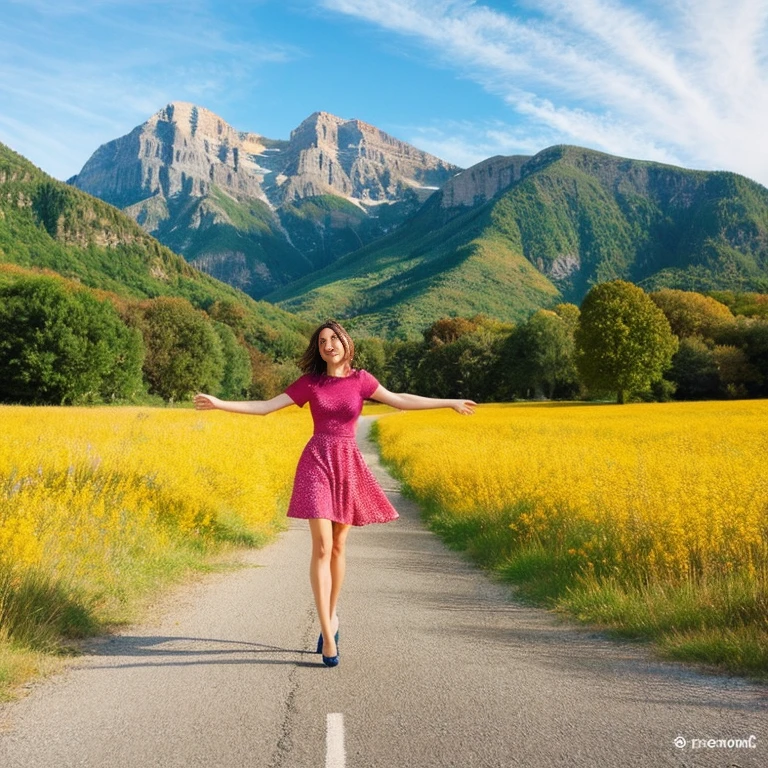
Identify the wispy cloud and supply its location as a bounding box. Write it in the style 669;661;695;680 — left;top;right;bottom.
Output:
322;0;768;185
0;0;302;179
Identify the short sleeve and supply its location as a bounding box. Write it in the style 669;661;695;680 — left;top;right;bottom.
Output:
358;369;380;400
284;375;312;407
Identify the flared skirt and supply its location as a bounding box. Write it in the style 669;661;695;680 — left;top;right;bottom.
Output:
286;434;399;526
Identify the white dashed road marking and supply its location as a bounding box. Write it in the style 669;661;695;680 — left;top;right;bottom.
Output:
326;713;345;768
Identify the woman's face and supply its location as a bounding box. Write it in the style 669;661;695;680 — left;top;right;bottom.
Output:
318;328;347;366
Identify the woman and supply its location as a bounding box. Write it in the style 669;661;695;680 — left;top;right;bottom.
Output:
194;320;476;667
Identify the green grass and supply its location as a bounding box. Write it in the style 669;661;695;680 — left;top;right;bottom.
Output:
433;503;768;679
0;644;63;703
560;574;768;677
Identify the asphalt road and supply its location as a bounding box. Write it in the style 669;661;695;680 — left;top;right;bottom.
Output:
0;416;766;768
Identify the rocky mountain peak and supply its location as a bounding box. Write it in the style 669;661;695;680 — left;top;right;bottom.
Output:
290;111;346;145
150;102;267;154
278;111;459;203
71;103;459;210
68;103;462;297
70;102;273;208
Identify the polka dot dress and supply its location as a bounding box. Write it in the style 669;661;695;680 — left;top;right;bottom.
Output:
284;369;399;526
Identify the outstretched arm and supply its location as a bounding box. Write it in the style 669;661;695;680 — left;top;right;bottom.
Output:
370;385;476;415
193;392;296;416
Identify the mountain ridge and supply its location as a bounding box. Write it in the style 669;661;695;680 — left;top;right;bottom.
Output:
65;105;768;341
267;145;768;338
69;102;460;297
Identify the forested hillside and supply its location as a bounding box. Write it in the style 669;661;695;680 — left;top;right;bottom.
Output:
270;146;768;339
0;142;309;360
0;142;314;404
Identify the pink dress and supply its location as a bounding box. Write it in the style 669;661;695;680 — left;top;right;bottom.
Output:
284;369;399;526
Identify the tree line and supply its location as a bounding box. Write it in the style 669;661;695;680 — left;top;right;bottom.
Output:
0;274;300;405
1;273;766;405
356;281;768;404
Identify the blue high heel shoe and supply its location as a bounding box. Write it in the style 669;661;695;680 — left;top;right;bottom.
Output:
318;625;340;667
316;627;340;655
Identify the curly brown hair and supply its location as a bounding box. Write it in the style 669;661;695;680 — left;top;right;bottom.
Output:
297;320;356;375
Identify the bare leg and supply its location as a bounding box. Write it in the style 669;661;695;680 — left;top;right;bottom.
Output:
330;522;352;626
308;519;338;657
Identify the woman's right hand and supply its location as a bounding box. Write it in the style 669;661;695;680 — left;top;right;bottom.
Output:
451;399;477;415
194;393;220;411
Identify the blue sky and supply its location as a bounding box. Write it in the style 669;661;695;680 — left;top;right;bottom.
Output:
2;0;767;185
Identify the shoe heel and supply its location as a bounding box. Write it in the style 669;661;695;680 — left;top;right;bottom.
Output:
316;626;340;655
322;654;339;667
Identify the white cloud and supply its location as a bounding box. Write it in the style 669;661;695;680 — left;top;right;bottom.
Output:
322;0;768;185
0;0;304;179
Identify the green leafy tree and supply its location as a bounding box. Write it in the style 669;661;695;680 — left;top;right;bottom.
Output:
414;331;501;401
495;309;580;400
133;297;224;401
212;321;252;399
667;337;720;400
575;280;678;404
208;299;250;335
32;181;72;238
707;291;768;320
99;320;146;402
451;331;504;402
650;289;734;339
383;340;427;393
423;317;480;346
741;320;768;395
353;337;387;380
246;345;287;400
491;327;524;401
410;343;456;398
0;275;144;404
514;310;579;399
553;303;581;333
713;345;761;398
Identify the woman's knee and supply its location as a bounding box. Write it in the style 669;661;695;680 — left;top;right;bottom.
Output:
312;537;333;561
331;524;351;558
309;520;334;560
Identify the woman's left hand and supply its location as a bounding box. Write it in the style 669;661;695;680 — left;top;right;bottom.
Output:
194;393;221;410
452;399;477;415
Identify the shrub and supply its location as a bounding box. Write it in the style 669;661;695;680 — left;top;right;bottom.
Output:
0;275;144;404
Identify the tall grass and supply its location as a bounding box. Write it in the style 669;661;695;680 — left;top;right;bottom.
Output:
374;401;768;678
0;405;311;697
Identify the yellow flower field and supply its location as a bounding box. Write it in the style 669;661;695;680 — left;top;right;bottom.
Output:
375;401;768;585
0;405;311;664
375;401;768;675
